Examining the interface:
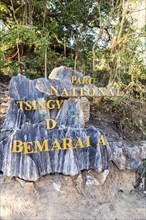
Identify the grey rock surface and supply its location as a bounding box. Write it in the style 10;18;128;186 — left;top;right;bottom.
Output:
1;124;111;181
56;98;85;128
3;99;26;131
9;74;44;100
0;66;145;181
49;66;83;82
109;141;146;172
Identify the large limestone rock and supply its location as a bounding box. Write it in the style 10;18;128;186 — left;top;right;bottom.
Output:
0;66;145;182
109;141;146;172
7;72;91;130
49;66;83;82
1;124;111;181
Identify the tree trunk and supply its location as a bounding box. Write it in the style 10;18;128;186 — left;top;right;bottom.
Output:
44;48;47;79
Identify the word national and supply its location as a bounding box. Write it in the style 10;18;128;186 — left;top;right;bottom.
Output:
46;86;122;97
12;135;106;154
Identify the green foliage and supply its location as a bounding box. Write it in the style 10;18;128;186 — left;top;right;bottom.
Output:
0;0;145;86
95;86;146;140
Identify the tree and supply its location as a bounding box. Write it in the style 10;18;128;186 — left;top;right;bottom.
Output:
0;0;145;86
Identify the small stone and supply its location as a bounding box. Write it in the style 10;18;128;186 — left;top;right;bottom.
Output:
85;175;100;186
53;182;61;192
96;170;109;185
75;174;83;192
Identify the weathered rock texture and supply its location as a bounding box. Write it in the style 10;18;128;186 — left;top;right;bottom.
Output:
0;66;145;181
2;125;111;181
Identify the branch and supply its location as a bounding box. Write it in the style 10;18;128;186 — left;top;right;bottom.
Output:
46;12;60;17
117;0;127;41
1;0;20;9
1;0;59;18
92;0;103;72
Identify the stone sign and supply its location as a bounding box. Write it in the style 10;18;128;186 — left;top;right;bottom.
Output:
0;66;145;181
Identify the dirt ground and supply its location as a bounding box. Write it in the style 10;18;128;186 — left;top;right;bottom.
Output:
0;164;146;220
